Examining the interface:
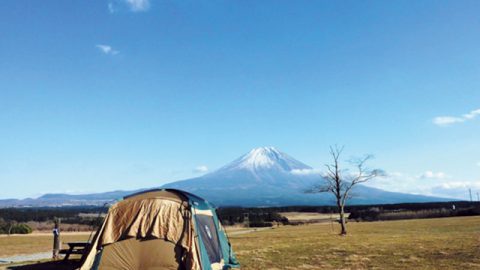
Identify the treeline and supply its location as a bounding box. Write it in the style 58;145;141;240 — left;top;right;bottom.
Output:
217;201;480;226
0;206;108;234
346;201;480;212
0;206;106;224
0;206;106;233
216;207;288;227
257;201;479;213
349;204;480;222
1;201;479;231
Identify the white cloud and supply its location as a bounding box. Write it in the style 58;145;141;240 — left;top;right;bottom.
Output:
385;171;403;178
108;2;115;13
364;172;426;195
436;181;472;189
431;181;480;200
433;108;480;126
95;44;119;55
291;168;322;175
292;166;475;200
125;0;150;12
463;109;480;119
108;0;149;14
193;165;208;173
291;168;387;178
433;116;465;126
417;170;448;179
362;170;479;199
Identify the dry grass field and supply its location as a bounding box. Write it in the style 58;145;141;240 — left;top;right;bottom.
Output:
280;212;344;222
1;216;479;269
0;232;92;258
231;216;480;269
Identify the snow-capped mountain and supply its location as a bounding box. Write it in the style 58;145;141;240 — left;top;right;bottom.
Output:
0;147;449;207
217;146;311;173
163;147;445;206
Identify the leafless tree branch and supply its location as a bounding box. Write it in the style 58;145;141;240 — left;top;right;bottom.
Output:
305;146;382;235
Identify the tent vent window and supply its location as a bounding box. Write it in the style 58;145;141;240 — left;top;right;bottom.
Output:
195;214;221;264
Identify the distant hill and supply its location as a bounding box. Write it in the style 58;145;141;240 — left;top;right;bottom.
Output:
0;147;451;208
0;190;142;207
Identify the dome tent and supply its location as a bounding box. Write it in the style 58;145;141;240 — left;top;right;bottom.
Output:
79;189;240;270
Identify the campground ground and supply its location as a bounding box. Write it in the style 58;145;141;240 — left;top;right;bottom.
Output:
1;216;479;269
233;216;480;269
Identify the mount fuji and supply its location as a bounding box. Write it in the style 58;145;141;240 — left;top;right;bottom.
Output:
0;147;449;207
163;147;445;206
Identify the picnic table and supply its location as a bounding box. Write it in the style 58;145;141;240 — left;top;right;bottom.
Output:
60;241;90;262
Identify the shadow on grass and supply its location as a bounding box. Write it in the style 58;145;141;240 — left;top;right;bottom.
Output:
6;260;81;270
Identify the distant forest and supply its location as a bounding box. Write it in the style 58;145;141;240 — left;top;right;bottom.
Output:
0;201;479;233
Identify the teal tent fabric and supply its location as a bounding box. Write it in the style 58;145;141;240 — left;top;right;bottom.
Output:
181;191;240;270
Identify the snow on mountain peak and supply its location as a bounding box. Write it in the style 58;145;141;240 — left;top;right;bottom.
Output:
242;147;280;168
218;146;312;173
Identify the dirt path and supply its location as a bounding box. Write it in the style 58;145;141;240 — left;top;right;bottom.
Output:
228;227;272;235
0;252;52;265
0;232;92;238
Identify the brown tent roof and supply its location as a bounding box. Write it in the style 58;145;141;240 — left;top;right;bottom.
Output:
79;190;201;270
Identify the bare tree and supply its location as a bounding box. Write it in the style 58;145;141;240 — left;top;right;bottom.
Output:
307;145;383;235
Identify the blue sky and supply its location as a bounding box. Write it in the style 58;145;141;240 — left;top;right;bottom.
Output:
1;0;479;200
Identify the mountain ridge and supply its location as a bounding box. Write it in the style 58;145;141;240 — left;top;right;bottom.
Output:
0;147;452;207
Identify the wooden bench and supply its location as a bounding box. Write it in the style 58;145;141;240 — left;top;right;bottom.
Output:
60;241;90;262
